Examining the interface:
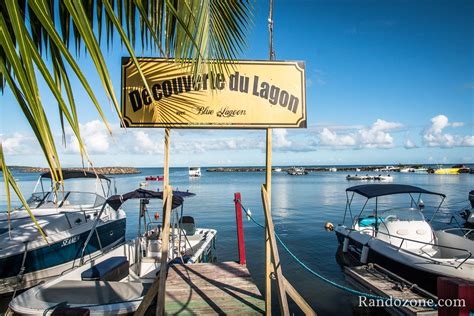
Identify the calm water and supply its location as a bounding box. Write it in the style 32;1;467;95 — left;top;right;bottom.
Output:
1;168;473;315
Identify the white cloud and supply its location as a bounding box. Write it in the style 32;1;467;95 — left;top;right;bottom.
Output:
451;122;464;128
0;133;37;155
131;131;163;154
66;120;110;154
422;115;473;147
318;119;402;149
273;129;292;148
404;138;417;149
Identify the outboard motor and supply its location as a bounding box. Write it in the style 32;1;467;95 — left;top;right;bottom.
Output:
460;190;474;225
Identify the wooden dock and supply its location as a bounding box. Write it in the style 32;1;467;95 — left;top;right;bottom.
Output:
344;264;437;316
164;261;265;315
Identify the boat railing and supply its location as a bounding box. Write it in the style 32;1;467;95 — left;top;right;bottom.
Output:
349;228;472;269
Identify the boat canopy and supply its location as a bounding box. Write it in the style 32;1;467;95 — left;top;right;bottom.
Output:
106;188;195;210
40;170;110;181
346;184;445;199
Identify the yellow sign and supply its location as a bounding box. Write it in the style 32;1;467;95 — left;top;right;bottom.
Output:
121;58;306;128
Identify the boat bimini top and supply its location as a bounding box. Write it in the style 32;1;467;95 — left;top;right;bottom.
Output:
346;184;446;199
80;188;195;264
106;188;194;211
342;184;446;227
40;170;111;182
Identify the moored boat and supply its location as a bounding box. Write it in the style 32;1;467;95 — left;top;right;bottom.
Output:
145;176;164;181
346;174;392;181
9;188;217;315
432;164;470;174
287;167;308;175
0;171;126;295
188;167;202;177
335;184;474;294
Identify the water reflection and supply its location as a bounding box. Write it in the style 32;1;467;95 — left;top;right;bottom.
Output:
1;168;473;315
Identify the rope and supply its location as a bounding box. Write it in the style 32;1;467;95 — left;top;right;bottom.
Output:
235;199;438;307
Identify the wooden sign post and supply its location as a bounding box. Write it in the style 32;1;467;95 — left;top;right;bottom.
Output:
122;56;312;314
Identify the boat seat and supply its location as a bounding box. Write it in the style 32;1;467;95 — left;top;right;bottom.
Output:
179;216;196;236
358;217;383;227
81;256;129;281
38;280;145;305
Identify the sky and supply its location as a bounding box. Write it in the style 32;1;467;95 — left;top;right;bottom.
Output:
1;0;473;167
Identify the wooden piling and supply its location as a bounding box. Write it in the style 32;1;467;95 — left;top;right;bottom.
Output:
234;192;247;265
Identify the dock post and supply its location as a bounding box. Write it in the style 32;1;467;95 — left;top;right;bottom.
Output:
156;128;172;316
234;192;247;265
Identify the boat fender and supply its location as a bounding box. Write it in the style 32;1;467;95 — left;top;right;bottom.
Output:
418;199;425;209
342;238;349;253
360;245;370;264
324;222;334;231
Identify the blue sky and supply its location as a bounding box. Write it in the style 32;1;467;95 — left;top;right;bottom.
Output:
1;0;473;167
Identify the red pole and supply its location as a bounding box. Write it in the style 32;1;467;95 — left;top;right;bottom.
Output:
234;192;247;265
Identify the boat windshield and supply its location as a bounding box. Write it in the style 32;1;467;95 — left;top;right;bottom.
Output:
24;191;106;209
379;208;426;222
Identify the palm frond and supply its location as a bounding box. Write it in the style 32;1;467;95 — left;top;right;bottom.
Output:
0;145;48;243
0;0;253;230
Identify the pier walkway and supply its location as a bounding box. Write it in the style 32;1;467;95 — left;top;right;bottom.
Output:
345;264;438;316
164;261;265;315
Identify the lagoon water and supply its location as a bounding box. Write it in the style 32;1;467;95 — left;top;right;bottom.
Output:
1;168;473;315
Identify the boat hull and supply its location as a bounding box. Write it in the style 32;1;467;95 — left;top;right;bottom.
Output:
335;228;474;294
10;229;217;315
0;218;126;295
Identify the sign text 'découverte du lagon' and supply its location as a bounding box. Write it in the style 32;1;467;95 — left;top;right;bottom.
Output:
121;58;306;128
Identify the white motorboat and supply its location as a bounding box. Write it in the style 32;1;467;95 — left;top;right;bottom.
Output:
335;184;474;294
188;167;202;177
346;174;392;181
9;188;217;315
0;171;126;295
274;167;282;172
287;167;308;176
329;168;337;172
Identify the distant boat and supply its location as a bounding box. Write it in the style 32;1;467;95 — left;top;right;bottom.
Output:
413;168;428;173
274;167;282;172
400;167;414;173
346;174;392;181
287;167;308;176
355;168;361;172
379;166;399;172
145;176;164;181
139;181;149;187
433;165;470;174
189;167;202;177
329;168;337;172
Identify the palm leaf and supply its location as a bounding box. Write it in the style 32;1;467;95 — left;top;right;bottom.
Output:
0;145;48;243
0;0;253;231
